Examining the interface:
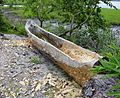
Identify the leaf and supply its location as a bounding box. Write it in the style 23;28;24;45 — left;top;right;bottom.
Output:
107;92;120;96
110;85;120;90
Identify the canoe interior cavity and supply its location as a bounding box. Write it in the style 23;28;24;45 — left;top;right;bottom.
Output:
28;21;98;64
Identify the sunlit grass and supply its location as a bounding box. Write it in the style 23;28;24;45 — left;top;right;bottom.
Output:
101;8;120;25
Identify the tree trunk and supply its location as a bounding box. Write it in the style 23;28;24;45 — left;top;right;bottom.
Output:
40;21;43;27
59;25;80;37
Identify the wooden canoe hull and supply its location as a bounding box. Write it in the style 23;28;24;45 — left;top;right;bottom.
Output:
25;19;101;85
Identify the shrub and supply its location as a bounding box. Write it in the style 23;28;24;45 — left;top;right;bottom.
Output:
15;23;26;35
30;56;41;64
0;10;11;32
62;27;116;52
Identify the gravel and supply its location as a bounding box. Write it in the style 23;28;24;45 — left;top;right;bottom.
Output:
82;75;117;98
0;34;82;98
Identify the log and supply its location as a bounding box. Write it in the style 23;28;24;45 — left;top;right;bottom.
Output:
25;19;102;86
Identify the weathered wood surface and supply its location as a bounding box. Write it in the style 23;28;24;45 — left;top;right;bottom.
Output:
25;19;102;86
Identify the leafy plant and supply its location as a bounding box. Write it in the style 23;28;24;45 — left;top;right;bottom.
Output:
15;23;26;35
5;0;117;51
0;10;11;32
30;56;41;64
93;44;120;97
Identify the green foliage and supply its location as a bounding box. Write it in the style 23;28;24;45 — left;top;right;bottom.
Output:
0;0;3;4
0;11;11;32
0;10;25;35
22;0;113;29
15;23;26;35
93;44;120;97
60;27;116;52
0;1;13;32
4;0;24;5
23;0;56;27
3;0;117;51
101;8;120;25
54;0;109;36
0;0;26;35
30;56;41;64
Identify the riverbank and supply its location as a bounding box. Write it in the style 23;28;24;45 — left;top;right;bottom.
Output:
0;34;82;98
0;7;119;98
0;33;118;98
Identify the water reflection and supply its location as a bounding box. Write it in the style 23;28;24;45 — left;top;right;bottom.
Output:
99;1;120;9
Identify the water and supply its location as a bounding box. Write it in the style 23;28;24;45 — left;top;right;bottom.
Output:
0;4;23;7
99;1;120;9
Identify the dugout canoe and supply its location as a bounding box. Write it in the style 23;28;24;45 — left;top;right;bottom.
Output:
25;19;102;86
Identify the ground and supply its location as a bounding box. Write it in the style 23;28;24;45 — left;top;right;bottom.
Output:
0;34;118;98
0;34;81;98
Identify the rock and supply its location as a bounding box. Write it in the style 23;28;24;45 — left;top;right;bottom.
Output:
0;33;4;36
82;75;117;98
84;87;93;97
92;91;103;98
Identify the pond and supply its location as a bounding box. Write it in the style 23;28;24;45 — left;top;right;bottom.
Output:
99;1;120;9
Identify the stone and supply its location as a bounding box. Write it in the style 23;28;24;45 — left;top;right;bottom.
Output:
84;87;93;97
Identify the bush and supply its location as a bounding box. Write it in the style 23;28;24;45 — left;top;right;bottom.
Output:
0;9;26;35
15;23;26;35
62;27;116;52
0;10;11;32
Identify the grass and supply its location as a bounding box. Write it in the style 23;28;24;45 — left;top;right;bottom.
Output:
30;56;41;64
101;8;120;25
0;7;26;35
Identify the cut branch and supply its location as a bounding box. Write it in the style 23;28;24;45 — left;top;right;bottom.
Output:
59;17;89;37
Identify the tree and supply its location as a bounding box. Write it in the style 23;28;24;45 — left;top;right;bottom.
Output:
23;0;56;27
6;0;115;50
56;0;116;36
10;0;115;30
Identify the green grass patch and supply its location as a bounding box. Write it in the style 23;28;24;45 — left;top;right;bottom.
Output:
30;56;41;64
0;7;26;35
101;8;120;25
0;14;26;35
